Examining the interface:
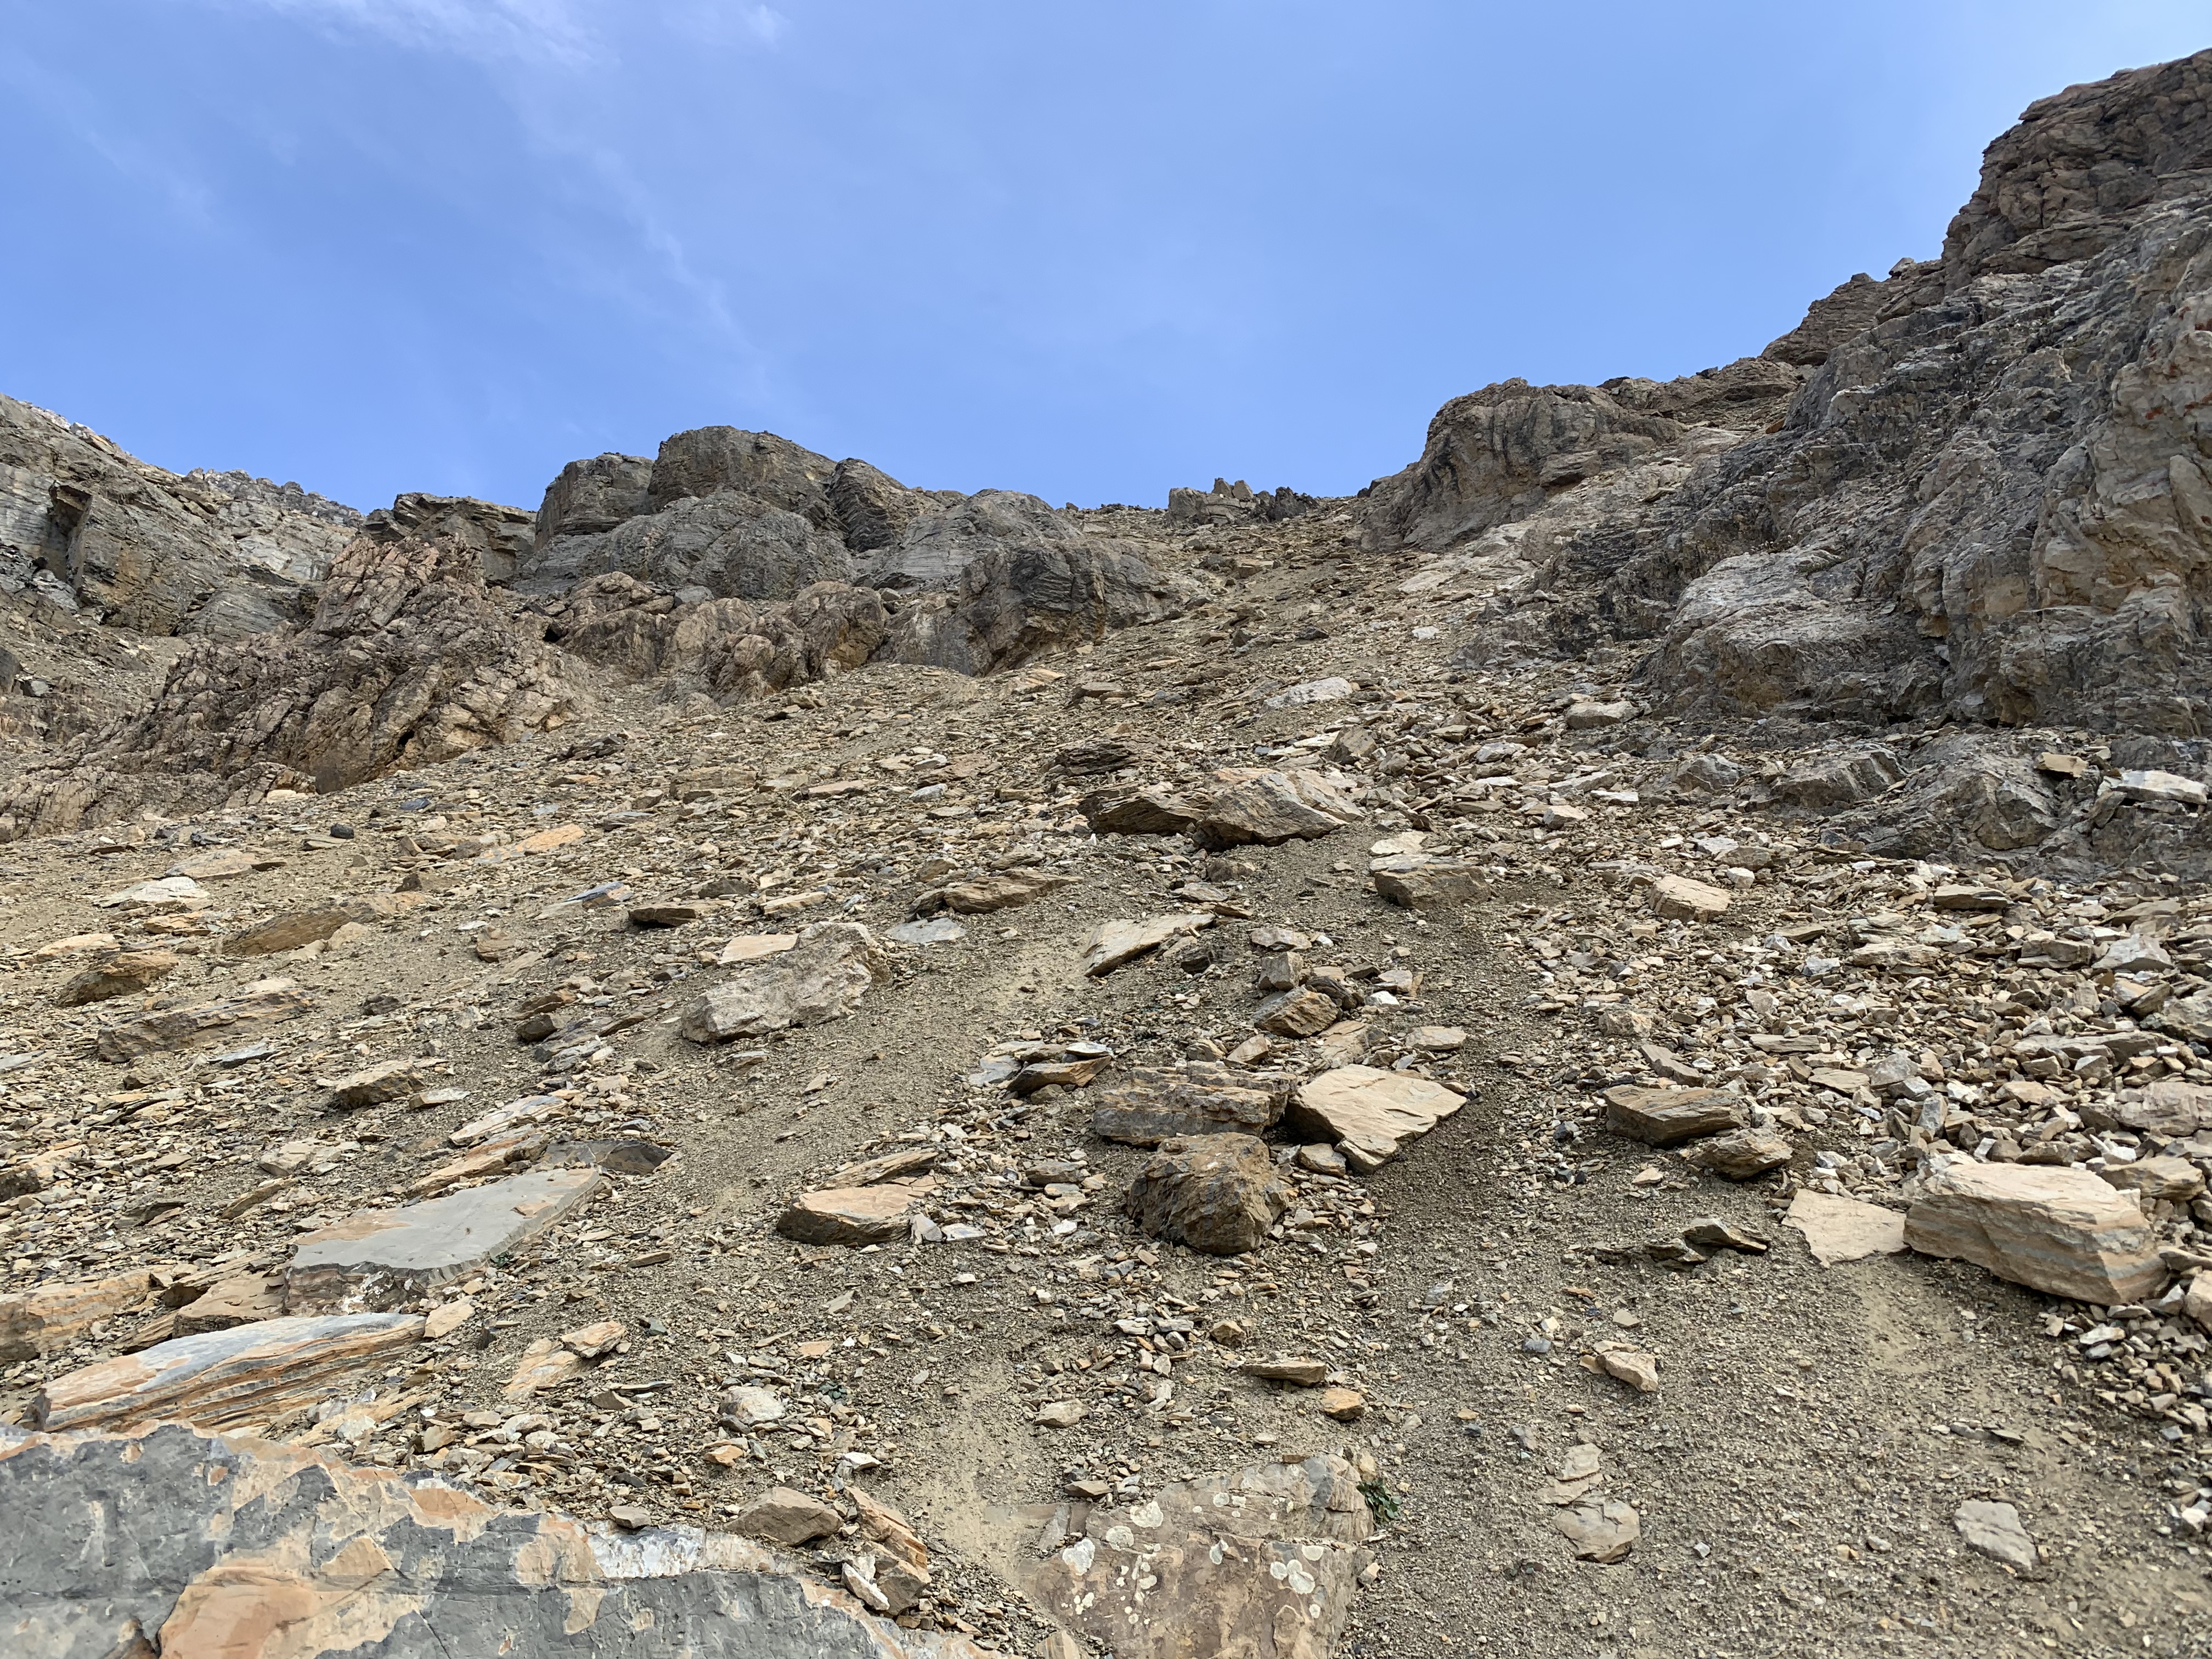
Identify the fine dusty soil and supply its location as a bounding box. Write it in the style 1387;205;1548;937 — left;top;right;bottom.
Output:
4;503;2210;1658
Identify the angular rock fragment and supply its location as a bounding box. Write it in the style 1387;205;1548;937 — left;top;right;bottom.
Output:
1555;1498;1640;1563
94;977;313;1060
33;1312;424;1431
285;1168;603;1312
1242;1356;1330;1386
1090;1064;1289;1146
681;921;888;1041
173;1273;284;1336
912;868;1070;916
1282;1065;1464;1166
1683;1127;1791;1180
1904;1160;2166;1304
54;949;178;1007
1124;1133;1292;1256
1649;874;1730;921
1602;1085;1744;1147
777;1178;937;1246
1192;768;1362;849
734;1485;846;1547
0;1269;154;1362
1080;912;1211;977
1783;1191;1909;1265
323;1057;426;1109
1253;987;1340;1037
1079;785;1205;837
1954;1500;2038;1570
1372;859;1483;909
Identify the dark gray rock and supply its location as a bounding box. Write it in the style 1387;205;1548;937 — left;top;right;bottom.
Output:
0;1421;991;1658
648;426;839;530
535;452;654;544
532;490;854;601
828;456;956;551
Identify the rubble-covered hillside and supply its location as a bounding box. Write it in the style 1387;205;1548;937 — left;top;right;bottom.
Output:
5;47;2212;1659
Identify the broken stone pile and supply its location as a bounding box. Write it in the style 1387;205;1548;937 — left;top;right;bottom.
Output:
5;46;2212;1659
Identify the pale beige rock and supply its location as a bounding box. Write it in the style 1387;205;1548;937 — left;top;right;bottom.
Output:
682;921;888;1040
1002;1454;1374;1659
1785;1190;1908;1265
1603;1085;1743;1147
323;1057;425;1108
732;1485;845;1545
1904;1160;2166;1304
1081;912;1212;976
424;1295;476;1340
1650;874;1730;921
1254;987;1339;1037
1595;1346;1660;1393
1285;1065;1464;1163
54;949;178;1007
1954;1500;2038;1570
777;1177;938;1245
1683;1126;1791;1179
173;1273;283;1336
2098;1155;2205;1201
718;932;799;964
2186;1273;2212;1331
1555;1498;1640;1563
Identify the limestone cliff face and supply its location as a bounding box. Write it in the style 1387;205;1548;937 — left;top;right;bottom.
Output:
0;394;359;639
1367;49;2212;737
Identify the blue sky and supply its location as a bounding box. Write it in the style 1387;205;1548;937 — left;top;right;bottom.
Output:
2;3;2205;515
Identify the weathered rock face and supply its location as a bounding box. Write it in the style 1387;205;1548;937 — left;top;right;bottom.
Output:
528;489;855;601
1;393;359;637
648;425;842;528
362;492;534;585
0;1422;992;1658
0;527;594;840
1378;50;2212;740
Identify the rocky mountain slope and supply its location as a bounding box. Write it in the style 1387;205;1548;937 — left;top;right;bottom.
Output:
5;47;2212;1659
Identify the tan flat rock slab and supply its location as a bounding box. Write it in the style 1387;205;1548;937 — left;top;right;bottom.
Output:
1785;1190;1908;1264
1285;1065;1465;1161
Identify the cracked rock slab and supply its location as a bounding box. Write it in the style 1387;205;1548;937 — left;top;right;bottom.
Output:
0;1421;995;1657
285;1167;604;1313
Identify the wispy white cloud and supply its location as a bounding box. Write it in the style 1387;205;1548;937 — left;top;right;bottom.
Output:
225;0;602;69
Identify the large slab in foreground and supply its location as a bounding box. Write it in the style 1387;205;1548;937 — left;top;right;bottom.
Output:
0;1421;997;1658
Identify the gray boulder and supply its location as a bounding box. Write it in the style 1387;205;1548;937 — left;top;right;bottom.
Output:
647;426;839;530
533;490;854;601
828;456;957;551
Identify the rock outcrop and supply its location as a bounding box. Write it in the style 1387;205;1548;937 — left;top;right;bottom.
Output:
1;393;359;638
1375;49;2212;740
0;514;593;839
